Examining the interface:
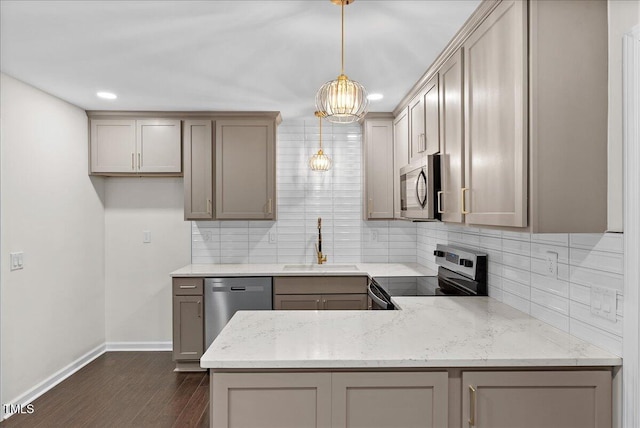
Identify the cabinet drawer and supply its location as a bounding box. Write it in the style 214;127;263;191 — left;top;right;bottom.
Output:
172;277;204;295
274;276;367;295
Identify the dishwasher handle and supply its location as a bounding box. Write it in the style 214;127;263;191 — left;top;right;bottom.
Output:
230;287;246;291
209;284;267;292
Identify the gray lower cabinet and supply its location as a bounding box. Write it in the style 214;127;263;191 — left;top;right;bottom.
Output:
273;276;369;311
211;372;448;428
210;369;612;428
172;278;204;369
462;371;612;428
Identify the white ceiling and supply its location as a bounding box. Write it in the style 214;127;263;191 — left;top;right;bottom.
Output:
0;0;480;120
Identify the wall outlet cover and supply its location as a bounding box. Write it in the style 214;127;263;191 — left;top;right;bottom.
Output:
544;251;558;278
590;286;617;322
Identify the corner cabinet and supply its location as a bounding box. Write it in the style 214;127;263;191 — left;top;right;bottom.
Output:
181;114;280;221
393;108;409;219
172;278;204;371
90;118;182;175
363;116;394;220
215;120;276;220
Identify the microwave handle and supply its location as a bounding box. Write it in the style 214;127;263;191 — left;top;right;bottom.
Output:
416;169;428;208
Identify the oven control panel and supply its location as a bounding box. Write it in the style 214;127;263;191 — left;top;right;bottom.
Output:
433;244;487;281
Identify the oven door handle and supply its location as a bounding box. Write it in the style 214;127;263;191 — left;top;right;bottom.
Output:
368;282;391;309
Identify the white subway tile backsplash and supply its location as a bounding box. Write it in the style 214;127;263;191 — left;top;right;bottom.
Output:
416;223;624;355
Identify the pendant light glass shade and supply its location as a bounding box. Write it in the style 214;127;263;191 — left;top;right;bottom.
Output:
309;111;332;172
316;74;368;124
315;0;369;124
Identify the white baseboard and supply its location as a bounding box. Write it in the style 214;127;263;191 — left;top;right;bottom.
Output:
3;343;106;420
105;341;172;351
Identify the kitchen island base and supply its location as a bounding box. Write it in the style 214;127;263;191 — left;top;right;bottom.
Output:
210;368;613;428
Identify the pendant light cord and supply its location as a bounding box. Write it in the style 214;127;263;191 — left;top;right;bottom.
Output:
319;114;323;151
341;0;345;75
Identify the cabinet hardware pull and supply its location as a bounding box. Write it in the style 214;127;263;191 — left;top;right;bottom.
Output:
197;300;202;318
469;385;477;426
437;191;444;214
207;199;212;215
137;153;141;169
368;198;373;217
131;153;135;170
266;198;273;215
316;299;320;309
461;188;470;214
179;285;197;289
422;133;426;152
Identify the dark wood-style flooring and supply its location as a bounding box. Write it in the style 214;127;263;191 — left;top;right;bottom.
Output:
1;352;209;428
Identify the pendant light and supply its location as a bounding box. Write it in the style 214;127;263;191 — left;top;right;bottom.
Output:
309;111;332;172
315;0;369;124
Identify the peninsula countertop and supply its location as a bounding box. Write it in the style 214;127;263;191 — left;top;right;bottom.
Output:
170;262;437;278
200;297;621;369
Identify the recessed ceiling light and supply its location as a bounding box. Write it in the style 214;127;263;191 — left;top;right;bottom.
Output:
367;93;384;101
96;91;117;100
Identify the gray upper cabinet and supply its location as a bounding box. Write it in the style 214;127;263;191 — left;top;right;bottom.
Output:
393;108;409;219
438;49;464;224
408;92;425;163
364;117;394;220
89;118;182;176
215;119;276;220
462;0;527;228
136;119;182;173
183;120;213;220
90;119;137;173
422;74;440;155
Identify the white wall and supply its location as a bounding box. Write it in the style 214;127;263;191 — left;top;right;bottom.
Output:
607;0;640;232
104;177;190;345
192;118;417;265
0;74;106;404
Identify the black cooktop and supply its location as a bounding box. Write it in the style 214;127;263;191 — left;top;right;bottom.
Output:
373;267;486;297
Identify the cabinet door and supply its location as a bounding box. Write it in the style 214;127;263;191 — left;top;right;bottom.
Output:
393;108;409;218
364;119;394;219
211;372;331;428
274;294;322;310
90;119;136;173
322;294;367;310
439;49;464;223
409;93;425;163
172;295;203;361
462;371;612;428
423;74;440;155
215;120;275;219
183;120;213;220
136;119;182;173
463;0;527;227
332;372;449;428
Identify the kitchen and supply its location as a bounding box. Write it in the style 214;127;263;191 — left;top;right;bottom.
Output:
1;0;639;427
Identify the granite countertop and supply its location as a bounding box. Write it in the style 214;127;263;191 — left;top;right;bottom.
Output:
200;297;621;369
170;262;437;278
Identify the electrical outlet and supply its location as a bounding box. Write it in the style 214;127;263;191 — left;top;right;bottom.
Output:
590;286;617;322
143;230;151;243
371;230;378;242
10;252;24;271
269;232;277;244
202;231;212;242
545;251;558;278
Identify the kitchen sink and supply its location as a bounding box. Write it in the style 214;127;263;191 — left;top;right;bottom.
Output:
283;264;359;271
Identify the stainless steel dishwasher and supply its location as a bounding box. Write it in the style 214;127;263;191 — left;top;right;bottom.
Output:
204;277;272;348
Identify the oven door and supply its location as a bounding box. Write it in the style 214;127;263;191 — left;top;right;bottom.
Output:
400;154;440;220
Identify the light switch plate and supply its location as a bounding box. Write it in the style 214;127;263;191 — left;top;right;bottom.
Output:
590;286;617;322
143;231;151;243
370;230;378;242
269;232;277;244
10;252;24;271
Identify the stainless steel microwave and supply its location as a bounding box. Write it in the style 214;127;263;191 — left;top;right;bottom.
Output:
400;154;441;220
